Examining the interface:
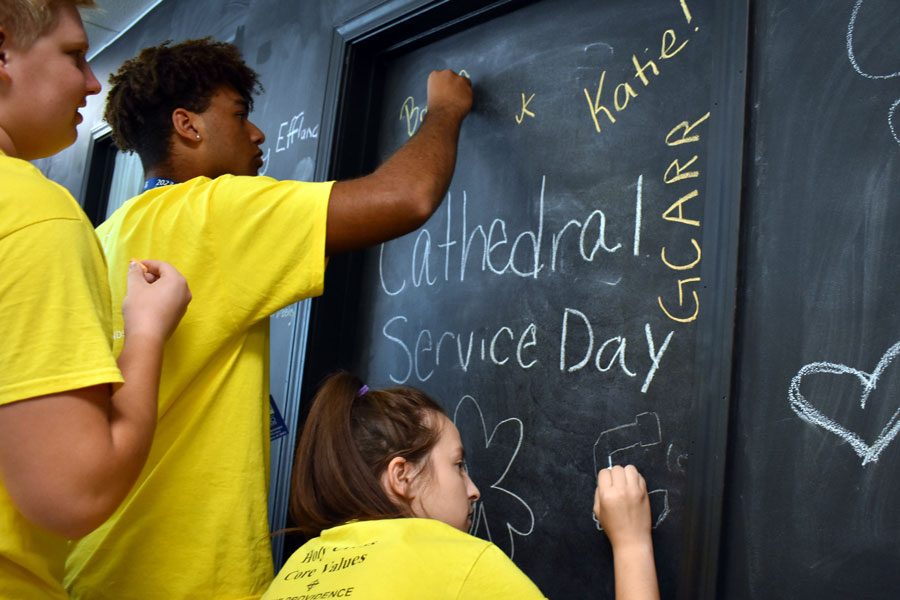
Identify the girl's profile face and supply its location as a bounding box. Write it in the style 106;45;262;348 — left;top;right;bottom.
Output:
410;415;480;531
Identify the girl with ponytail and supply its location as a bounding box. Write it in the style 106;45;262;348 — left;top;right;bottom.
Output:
264;372;659;600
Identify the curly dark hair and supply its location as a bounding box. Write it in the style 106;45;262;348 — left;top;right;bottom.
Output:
104;38;262;170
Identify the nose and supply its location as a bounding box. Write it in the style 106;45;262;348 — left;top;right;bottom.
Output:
84;63;101;96
249;119;265;145
466;473;480;501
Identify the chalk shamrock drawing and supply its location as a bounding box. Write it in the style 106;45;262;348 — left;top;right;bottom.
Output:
788;340;900;466
846;0;900;146
452;395;534;559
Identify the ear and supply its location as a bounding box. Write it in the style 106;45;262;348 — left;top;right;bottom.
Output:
171;107;204;144
0;29;10;79
381;456;417;502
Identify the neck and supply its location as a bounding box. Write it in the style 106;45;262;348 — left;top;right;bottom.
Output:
146;155;208;183
0;126;18;157
145;167;177;182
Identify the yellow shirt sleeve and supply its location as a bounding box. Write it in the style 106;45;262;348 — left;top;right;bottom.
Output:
205;176;333;325
0;218;122;405
459;544;547;599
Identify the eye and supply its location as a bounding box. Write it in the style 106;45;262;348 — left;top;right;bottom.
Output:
456;460;468;473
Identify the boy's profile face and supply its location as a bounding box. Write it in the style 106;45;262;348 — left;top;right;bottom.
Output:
0;4;100;159
195;86;265;178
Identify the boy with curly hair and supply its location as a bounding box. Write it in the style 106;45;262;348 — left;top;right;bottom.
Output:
0;2;191;598
65;37;472;599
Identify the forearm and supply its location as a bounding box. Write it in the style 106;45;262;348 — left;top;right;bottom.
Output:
375;106;464;212
50;333;164;537
612;540;660;600
326;107;465;254
103;332;164;491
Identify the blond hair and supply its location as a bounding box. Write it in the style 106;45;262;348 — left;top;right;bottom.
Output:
0;0;95;48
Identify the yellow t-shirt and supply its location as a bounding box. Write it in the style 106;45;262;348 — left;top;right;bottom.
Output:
0;152;123;599
264;518;547;600
65;175;332;600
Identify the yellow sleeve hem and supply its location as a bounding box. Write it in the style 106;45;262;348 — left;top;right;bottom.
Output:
0;368;124;407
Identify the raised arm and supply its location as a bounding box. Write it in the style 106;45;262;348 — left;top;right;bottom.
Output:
325;69;473;254
593;465;660;600
0;260;190;539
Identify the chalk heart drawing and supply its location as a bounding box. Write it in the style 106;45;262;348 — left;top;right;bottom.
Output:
453;395;535;560
788;340;900;465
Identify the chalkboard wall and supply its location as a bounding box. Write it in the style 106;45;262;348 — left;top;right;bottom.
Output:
720;1;900;598
41;0;900;598
326;0;726;596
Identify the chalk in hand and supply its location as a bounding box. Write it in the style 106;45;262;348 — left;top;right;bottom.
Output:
130;258;149;273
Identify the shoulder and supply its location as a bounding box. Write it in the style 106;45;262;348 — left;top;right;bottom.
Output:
396;518;490;543
322;518;491;553
386;518;495;559
202;175;334;203
387;520;544;597
0;156;86;239
462;542;546;599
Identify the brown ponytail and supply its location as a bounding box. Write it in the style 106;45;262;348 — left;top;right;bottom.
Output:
289;371;446;537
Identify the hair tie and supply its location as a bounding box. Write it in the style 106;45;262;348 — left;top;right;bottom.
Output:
357;385;369;397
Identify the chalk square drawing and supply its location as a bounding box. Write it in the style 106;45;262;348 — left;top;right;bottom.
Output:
591;412;670;530
788;340;900;466
453;395;534;560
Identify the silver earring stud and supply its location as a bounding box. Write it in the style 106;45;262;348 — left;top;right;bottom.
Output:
195;135;201;140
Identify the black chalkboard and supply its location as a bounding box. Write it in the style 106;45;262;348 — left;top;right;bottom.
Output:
720;1;900;598
304;0;747;597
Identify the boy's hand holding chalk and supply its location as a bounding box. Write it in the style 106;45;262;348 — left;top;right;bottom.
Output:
125;259;192;341
130;258;158;283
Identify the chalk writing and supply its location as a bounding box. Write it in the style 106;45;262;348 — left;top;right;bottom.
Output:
678;0;693;24
788;340;900;466
657;111;709;323
633;174;643;256
666;442;689;473
453;394;534;559
382;315;539;384
515;92;536;124
560;311;673;393
583;14;693;134
258;109;319;177
400;96;426;137
381;309;672;394
378;176;630;296
399;70;469;137
275;111;319;152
